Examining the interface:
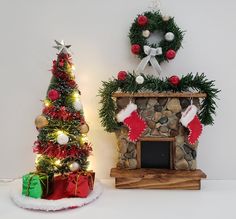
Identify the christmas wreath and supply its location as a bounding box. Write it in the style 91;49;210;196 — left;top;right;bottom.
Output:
129;11;184;64
99;72;220;132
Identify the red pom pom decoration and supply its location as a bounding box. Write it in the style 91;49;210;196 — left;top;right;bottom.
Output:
168;75;180;86
48;89;60;101
131;44;141;55
137;15;148;26
117;71;127;81
165;49;176;59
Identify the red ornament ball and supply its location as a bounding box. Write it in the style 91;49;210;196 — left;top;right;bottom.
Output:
131;44;141;55
165;49;176;59
117;71;127;81
137;15;148;26
169;75;180;86
48;89;60;101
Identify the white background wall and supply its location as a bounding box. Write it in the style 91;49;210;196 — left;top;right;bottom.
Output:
0;0;235;180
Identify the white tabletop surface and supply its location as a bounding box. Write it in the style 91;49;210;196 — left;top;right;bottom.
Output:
0;179;236;219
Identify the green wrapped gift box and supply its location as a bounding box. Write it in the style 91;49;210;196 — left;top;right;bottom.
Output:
22;172;53;199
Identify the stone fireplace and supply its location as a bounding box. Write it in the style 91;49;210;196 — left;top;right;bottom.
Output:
110;92;206;189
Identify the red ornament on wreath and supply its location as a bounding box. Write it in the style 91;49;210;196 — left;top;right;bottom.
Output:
131;44;141;55
137;15;148;26
48;89;60;101
169;75;180;86
165;49;176;59
117;71;127;81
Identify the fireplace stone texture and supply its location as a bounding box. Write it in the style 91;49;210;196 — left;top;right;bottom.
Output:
115;97;200;170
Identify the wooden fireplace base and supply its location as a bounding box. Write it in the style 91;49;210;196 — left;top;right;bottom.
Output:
110;168;206;190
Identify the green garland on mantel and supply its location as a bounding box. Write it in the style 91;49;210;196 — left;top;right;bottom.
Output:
99;73;220;132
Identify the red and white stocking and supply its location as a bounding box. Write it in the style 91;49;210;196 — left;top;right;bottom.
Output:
116;102;147;142
180;105;203;145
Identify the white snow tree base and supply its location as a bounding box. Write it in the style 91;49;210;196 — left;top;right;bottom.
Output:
10;179;103;211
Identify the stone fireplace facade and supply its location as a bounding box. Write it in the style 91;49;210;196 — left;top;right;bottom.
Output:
115;96;200;171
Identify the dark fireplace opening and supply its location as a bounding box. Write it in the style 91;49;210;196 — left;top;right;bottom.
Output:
141;140;172;169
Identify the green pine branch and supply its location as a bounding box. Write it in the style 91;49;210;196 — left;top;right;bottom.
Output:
99;73;220;132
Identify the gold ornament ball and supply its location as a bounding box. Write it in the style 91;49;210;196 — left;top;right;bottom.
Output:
35;115;48;129
79;123;89;134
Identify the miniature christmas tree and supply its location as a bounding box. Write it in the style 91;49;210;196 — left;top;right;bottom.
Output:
22;40;94;200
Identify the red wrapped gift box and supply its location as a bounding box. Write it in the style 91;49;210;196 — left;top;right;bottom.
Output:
66;171;95;198
46;175;68;200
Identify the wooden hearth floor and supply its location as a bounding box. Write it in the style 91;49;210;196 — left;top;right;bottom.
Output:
110;168;206;190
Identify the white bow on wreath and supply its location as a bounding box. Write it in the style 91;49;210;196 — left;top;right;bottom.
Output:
136;45;162;76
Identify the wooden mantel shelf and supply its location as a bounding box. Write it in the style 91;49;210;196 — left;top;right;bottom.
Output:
112;92;207;98
110;168;206;190
111;168;206;179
